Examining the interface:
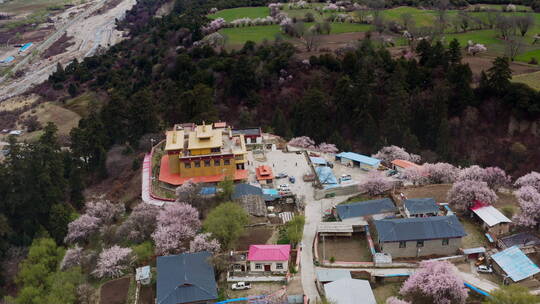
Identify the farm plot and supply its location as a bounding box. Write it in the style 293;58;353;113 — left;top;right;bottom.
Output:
208;6;270;21
512;70;540;90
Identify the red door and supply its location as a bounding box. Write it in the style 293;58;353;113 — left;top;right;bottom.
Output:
264;264;271;271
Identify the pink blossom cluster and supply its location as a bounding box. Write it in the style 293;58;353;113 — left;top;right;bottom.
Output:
152;203;201;255
61;245;84;270
423;162;460;184
288;1;308;9
359;171;393;196
372;145;421;166
447;180;497;211
189;233;221;254
513;172;540;227
209;7;218;14
458;165;509;190
268;3;283;16
64;214;101;243
86;200;125;225
323;3;342;11
400;261;468;304
92;245;133;278
202;17;226;34
288;136;338;153
515;171;540;192
116;203;159;243
386;297;410;304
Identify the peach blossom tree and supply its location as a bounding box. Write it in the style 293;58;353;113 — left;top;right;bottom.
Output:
447;180;497;211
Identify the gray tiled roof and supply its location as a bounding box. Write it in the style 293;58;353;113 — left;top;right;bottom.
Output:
336;198;397;220
375;215;466;242
404;198;439;215
157;252;218;304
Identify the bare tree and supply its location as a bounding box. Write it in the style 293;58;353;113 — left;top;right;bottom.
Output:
495;15;515;40
457;11;470;32
374;15;386;35
367;0;385;18
434;0;450;33
400;12;414;30
485;11;498;29
515;14;535;37
505;36;525;60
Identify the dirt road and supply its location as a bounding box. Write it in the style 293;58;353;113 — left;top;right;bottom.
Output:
0;0;136;101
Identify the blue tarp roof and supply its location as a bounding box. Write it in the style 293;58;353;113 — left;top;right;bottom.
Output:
19;42;32;52
310;157;327;165
337;198;397;220
336;152;380;167
157;252;218;304
315;166;338;185
404;198;439;215
1;56;14;63
491;246;540;282
263;188;280;201
200;187;216;195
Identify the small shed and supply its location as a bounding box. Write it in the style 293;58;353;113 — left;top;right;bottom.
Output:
391;159;420;172
461;247;486;259
491;246;540;283
317;222;354;237
310;157;328;166
470;201;511;238
324;278;376;304
499;233;540;249
136;266;151;285
404;198;439;218
335;152;380;171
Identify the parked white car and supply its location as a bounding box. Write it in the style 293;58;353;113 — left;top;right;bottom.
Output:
231;282;251;290
477;265;493;273
278;184;290;191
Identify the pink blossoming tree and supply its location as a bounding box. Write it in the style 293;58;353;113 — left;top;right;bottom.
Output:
372;146;421;166
288;136;316;149
92;246;133;279
515;171;540;192
317;143;339;154
458;166;510;191
402;166;428;186
61;245;84;270
400;261;468;304
116;203;159;243
85;200;125;225
386;297;410;304
447;180;498;211
189;233;221;254
423;162;460;184
152;203;201;255
359;171;393;196
457;165;487;182
64;214;101;244
513;186;540;227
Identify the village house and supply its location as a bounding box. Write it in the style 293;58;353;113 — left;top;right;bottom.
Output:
499;232;540;249
156;252;218;304
490;246;540;285
256;165;274;185
247;244;291;273
404;198;440;218
159;122;248;185
391;159;420;172
232;127;263;145
374;215;466;258
335;152;381;171
232;184;266;217
335;198;398;230
470;201;511;238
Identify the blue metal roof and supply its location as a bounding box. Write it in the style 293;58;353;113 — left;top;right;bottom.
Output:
375;215;466;242
1;56;14;63
491;246;540;282
404;198;439;215
315;166;338;185
157;252;218;304
262;188;280;201
19;42;32;52
337;198;397;220
310;157;327;165
336;152;380;167
232;184;262;199
200;187;216;195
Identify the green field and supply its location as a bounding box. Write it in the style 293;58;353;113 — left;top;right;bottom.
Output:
220;25;283;45
208;6;270;21
512;71;540;90
209;5;540;62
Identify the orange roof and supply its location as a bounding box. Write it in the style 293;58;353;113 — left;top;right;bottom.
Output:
256;165;274;181
391;159;420;169
158;155;248;185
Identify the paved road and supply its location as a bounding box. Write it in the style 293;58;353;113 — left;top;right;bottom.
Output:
141;154;168;207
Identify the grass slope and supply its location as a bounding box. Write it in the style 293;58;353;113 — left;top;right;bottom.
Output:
512;71;540;90
220;25;282;45
208;6;269;21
